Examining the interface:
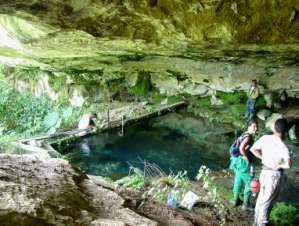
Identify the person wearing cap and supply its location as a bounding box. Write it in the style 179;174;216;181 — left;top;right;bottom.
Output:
245;80;259;121
230;119;258;211
250;118;292;226
78;112;97;130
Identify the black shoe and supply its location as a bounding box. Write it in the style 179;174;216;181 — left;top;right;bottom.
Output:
232;198;240;207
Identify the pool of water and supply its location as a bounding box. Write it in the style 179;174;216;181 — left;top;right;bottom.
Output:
58;113;233;179
57;113;299;206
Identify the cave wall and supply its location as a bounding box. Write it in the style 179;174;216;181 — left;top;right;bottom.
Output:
0;0;298;107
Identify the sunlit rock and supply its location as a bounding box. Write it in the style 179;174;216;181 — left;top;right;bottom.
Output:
0;154;157;226
69;89;85;107
257;109;272;121
265;113;283;131
210;95;223;106
289;125;299;141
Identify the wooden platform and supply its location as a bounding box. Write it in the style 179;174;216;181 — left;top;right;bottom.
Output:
18;101;187;147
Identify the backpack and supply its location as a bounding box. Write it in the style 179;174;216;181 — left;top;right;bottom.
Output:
229;133;251;157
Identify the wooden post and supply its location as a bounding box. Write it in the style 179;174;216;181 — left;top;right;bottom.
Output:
121;115;124;136
107;107;110;129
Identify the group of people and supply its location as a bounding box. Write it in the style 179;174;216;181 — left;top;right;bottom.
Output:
77;81;292;226
230;80;292;226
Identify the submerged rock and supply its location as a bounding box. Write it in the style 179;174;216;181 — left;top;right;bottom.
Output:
0;154;156;226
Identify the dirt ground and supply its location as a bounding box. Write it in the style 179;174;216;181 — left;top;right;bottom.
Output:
116;172;255;226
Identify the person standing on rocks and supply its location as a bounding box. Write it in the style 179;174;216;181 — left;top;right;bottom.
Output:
245;79;259;121
250;118;292;226
230;119;258;211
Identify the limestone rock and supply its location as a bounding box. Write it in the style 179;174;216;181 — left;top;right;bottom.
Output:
282;106;299;123
273;102;282;110
210;95;223;106
264;92;273;109
183;82;209;96
0;0;298;109
267;67;299;96
69;89;85;107
91;219;126;226
0;154;156;226
151;74;179;96
288;125;299;141
166;219;193;226
265;113;283;131
257;109;272;121
161;98;168;105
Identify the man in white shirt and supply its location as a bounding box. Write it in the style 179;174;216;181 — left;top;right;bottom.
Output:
250;118;292;226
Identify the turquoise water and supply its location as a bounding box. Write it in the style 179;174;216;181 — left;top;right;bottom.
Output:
57;114;299;206
59;114;233;179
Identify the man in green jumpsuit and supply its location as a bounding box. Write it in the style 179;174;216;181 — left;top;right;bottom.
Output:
230;119;258;210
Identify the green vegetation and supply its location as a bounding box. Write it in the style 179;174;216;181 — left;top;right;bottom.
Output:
193;96;211;107
116;166;232;225
0;79;80;143
0;80;52;135
216;91;246;105
187;93;246;129
255;95;267;110
116;170;191;203
270;202;299;226
116;173;145;190
129;71;154;96
196;166;229;226
146;171;190;203
43;107;81;134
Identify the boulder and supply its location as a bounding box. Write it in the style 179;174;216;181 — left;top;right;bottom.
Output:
210;95;223;106
288;124;299;141
91;219;126;226
273;102;282;110
264;92;273;109
265;113;283;131
282;105;299;123
0;154;157;226
183;82;209;96
257;109;272;121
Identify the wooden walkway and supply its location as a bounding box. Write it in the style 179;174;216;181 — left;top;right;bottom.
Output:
102;101;187;130
18;101;187;146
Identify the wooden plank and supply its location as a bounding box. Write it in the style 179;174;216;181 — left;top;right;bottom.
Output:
19;101;187;146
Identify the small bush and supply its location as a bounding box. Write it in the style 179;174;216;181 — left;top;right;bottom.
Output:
0;80;80;140
116;173;145;190
255;95;267;109
270;202;299;226
0;80;53;135
217;91;247;105
129;71;153;96
147;171;190;203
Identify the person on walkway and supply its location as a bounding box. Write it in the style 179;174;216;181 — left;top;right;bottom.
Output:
78;112;97;130
245;79;259;121
230;119;258;210
250;118;292;226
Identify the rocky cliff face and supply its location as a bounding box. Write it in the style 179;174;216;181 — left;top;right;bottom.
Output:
0;154;156;226
0;0;298;105
1;0;298;44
